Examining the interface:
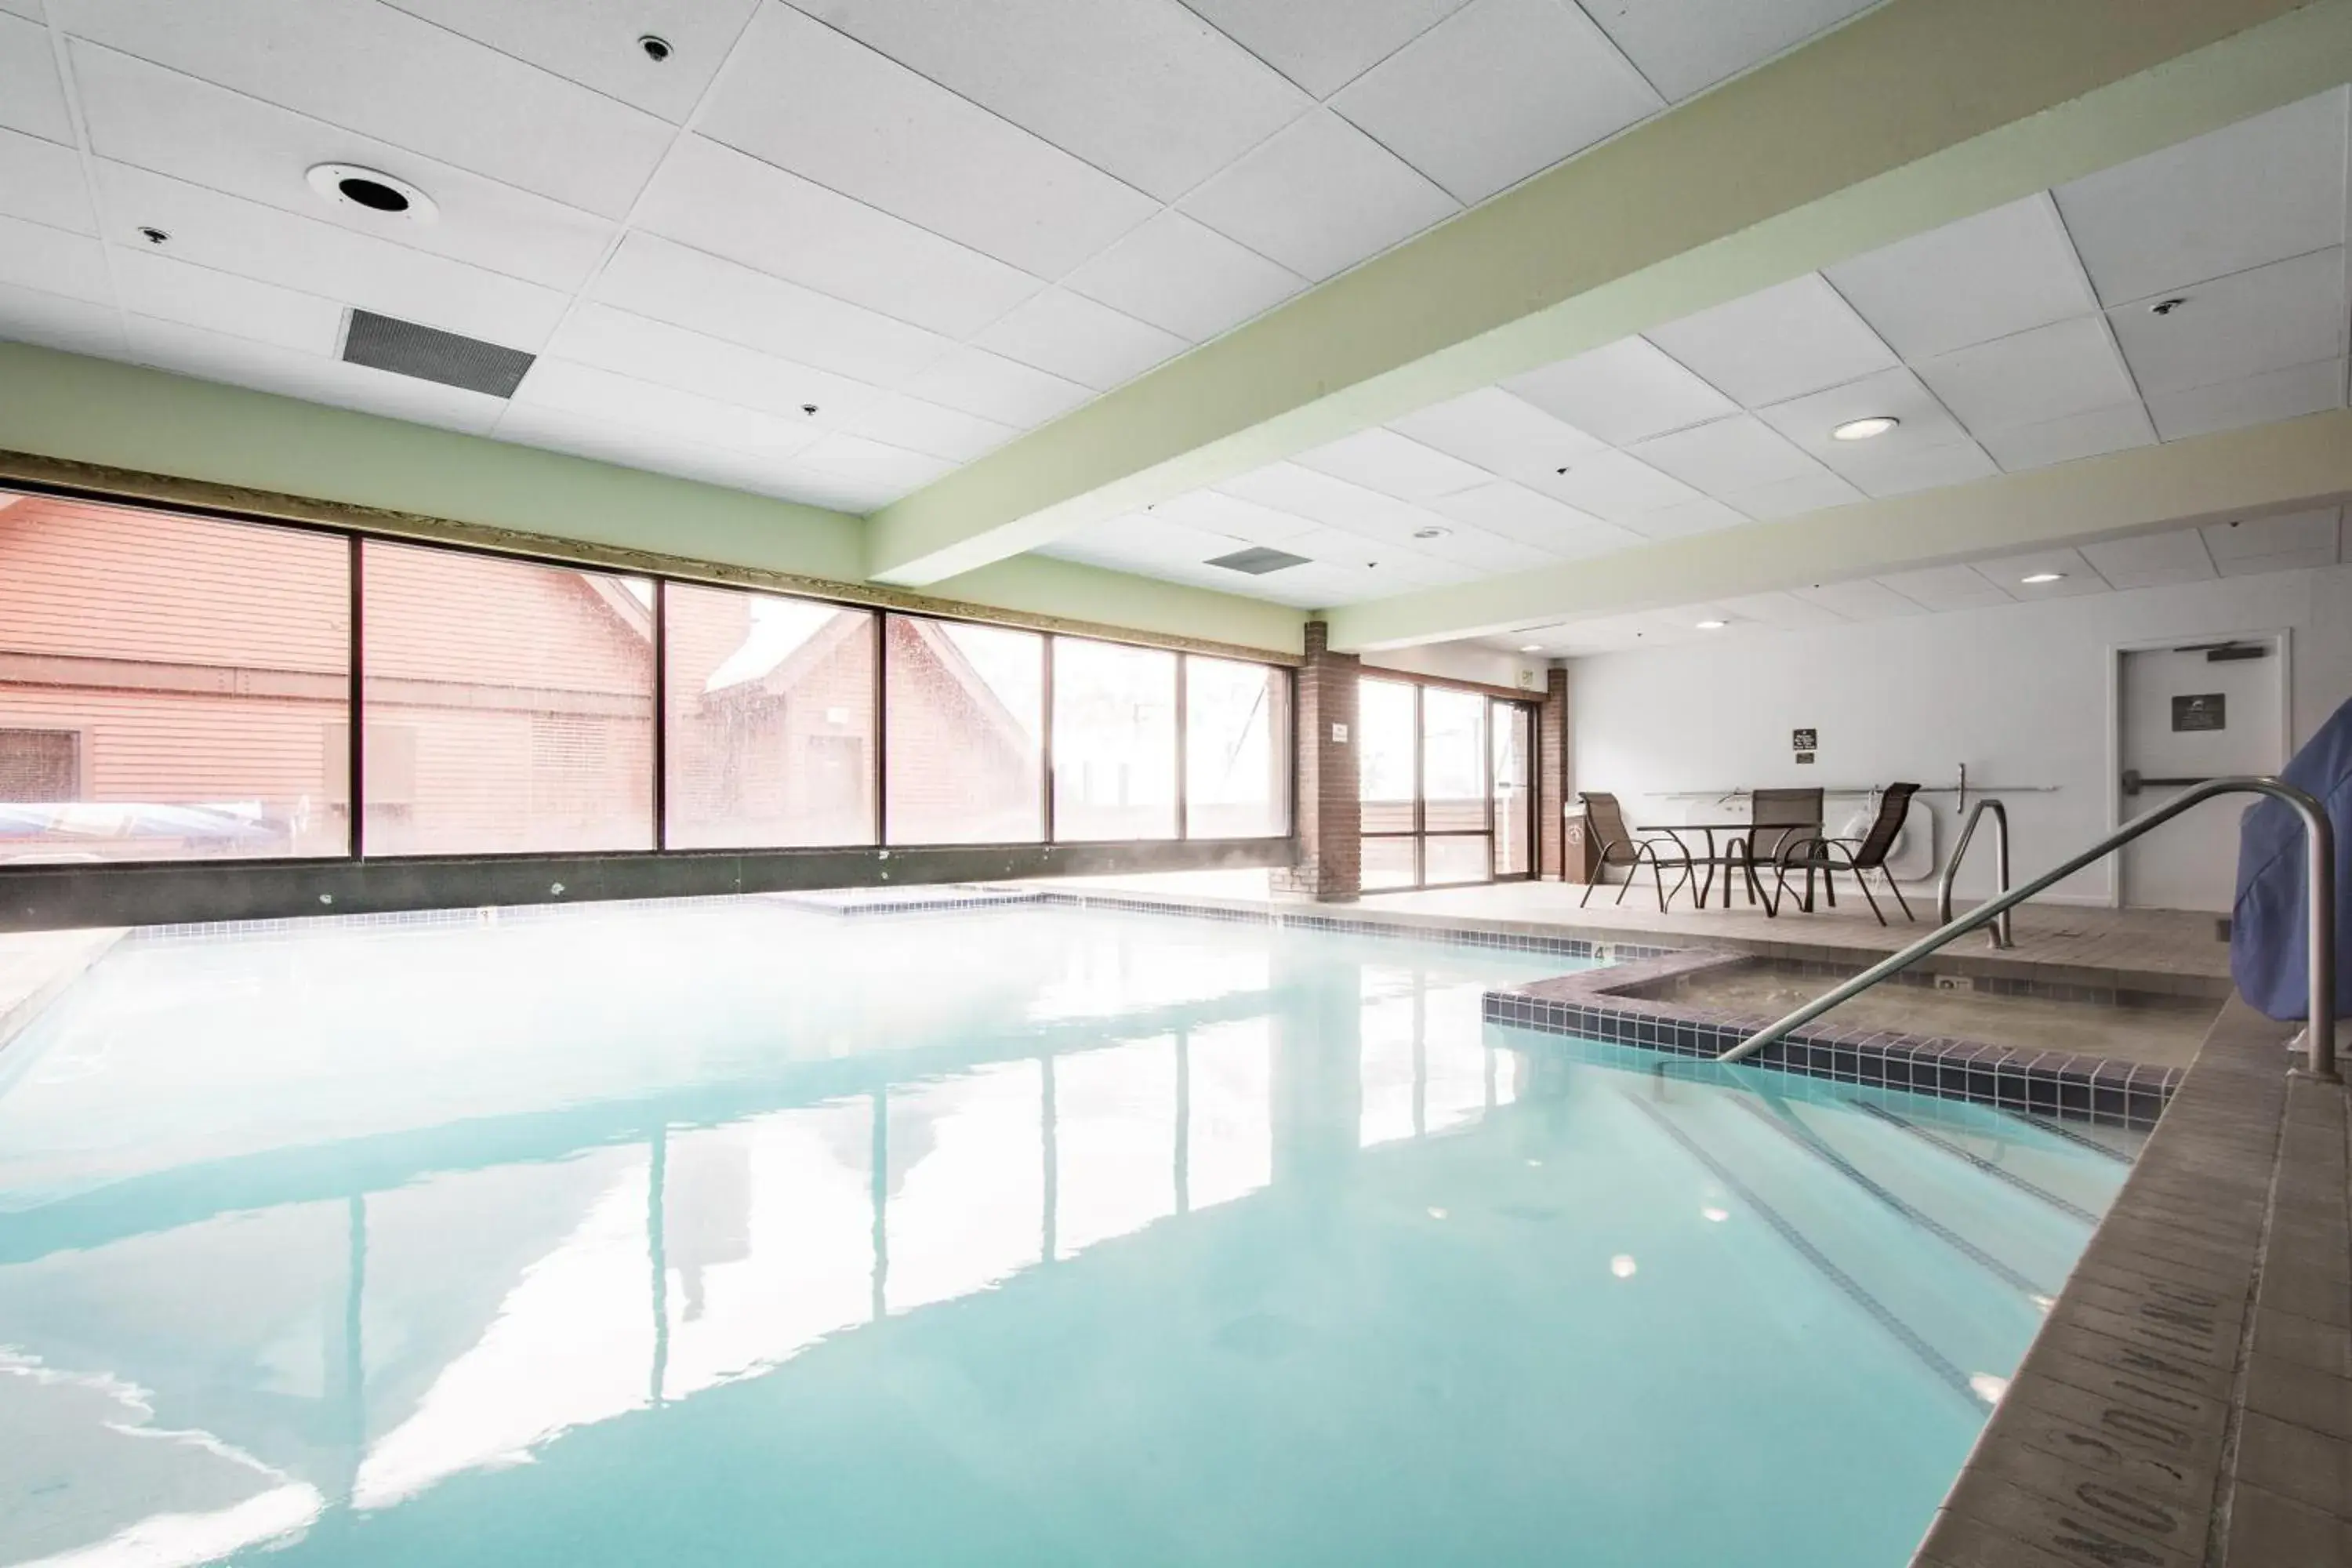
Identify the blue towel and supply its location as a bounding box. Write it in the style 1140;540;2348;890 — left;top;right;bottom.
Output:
2232;694;2352;1021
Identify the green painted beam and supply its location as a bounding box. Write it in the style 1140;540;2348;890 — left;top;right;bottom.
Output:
1324;408;2352;648
864;0;2352;586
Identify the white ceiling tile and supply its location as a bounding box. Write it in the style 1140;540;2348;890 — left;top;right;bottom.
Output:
1791;579;1927;620
125;316;507;434
594;232;951;389
1147;488;1319;544
0;0;46;22
2201;505;2333;566
110;248;343;354
1539;447;1700;523
834;387;1018;463
1716;466;1865;521
1715;589;1849;630
1826;196;2098;361
1978;402;2156;473
491;401;839;508
0;126;93;234
73;48;615;292
547;303;883;427
760;464;906;514
1970;546;2104;598
1647;273;1898;406
1873;564;2014;612
1414;522;1563;572
1179;0;1472;96
1386;386;1603;477
2144;358;2345;442
380;0;760;122
1425;479;1645;555
633;137;1042;340
0;212;107;303
902;343;1091;427
1622;495;1748;539
2110;247;2348;394
1294;426;1491;499
1061;209;1305;341
1581;0;1875;101
91;162;574;350
0;278;125;358
1625;412;1826;495
513;358;828;459
2079;528;2217;591
1916;314;2137;435
1180;109;1457;281
1504;335;1736;445
699;4;1159;278
0;13;71;143
55;0;674;220
1830;437;1998;499
1755;365;1969;465
2054;89;2349;306
1330;0;1662;204
787;0;1309;203
973;288;1186;391
794;430;956;498
1213;460;1457;546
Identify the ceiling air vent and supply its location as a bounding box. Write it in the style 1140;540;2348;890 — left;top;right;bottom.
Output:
1206;545;1310;575
341;309;535;397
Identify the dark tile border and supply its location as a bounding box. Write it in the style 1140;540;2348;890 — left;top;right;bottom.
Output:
1484;946;2183;1130
1911;998;2350;1568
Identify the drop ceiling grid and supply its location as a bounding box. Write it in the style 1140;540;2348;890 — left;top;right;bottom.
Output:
0;0;1885;516
1057;87;2352;608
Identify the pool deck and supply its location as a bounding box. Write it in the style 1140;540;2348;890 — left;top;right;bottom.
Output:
1911;997;2351;1568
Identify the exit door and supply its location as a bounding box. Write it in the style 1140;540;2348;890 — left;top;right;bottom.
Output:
2116;638;2285;912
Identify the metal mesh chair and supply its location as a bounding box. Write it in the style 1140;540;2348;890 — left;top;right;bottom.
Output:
1577;791;1687;911
1769;782;1921;924
1730;787;1822;908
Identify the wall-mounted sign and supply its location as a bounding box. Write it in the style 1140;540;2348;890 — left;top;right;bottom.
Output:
1792;728;1817;752
1794;752;1816;765
2172;694;2226;733
1331;723;1349;744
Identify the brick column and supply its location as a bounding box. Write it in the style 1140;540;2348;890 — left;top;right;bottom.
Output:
1272;620;1360;902
1537;664;1568;879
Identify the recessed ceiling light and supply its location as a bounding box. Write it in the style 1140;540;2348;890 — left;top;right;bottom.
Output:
2020;571;2066;585
1411;525;1450;539
307;164;437;223
1695;619;1728;630
1518;644;1543;653
638;34;673;62
1831;416;1899;441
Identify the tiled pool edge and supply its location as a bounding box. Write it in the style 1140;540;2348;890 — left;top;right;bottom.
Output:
1486;947;2182;1131
0;927;125;1056
1911;998;2351;1568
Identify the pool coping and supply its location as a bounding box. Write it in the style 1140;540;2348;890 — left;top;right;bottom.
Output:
1484;948;2184;1131
1909;998;2351;1568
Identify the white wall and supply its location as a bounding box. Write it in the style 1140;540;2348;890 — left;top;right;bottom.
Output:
1566;564;2352;903
1367;643;1545;691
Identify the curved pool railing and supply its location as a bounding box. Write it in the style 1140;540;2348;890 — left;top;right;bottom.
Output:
1936;797;2013;950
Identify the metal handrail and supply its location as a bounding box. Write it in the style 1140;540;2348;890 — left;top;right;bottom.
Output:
1719;777;2338;1082
1936;797;2014;949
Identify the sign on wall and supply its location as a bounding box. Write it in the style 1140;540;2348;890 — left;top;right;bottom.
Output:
2172;694;2227;732
1792;727;1817;765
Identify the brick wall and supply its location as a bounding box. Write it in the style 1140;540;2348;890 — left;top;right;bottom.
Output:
1272;620;1360;902
1537;665;1566;879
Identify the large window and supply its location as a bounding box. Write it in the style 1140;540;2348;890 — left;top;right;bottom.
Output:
361;541;654;856
1053;639;1177;841
666;583;876;849
1185;656;1287;840
1358;673;1536;891
0;493;350;862
884;616;1045;845
0;489;1290;871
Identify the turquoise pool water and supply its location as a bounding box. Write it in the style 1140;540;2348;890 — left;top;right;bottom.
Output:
0;900;2133;1567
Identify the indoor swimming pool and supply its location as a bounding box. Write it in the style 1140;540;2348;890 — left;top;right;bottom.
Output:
0;899;2135;1567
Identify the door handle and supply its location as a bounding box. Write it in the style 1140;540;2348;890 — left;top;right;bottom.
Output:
2121;770;2218;797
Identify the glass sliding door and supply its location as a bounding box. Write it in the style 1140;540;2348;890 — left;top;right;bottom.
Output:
1356;674;1539;891
1356;678;1418;889
1492;699;1533;877
1419;687;1487;887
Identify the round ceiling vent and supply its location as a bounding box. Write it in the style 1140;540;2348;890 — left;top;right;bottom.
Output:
307;164;437;223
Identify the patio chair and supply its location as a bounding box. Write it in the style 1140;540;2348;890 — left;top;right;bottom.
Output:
1577;792;1688;911
1766;782;1922;924
1730;787;1823;909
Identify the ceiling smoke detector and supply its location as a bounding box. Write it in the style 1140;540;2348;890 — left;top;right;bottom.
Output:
307;164;437;223
136;226;169;245
639;34;673;61
2149;296;2187;316
1412;525;1450;539
1831;416;1898;441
